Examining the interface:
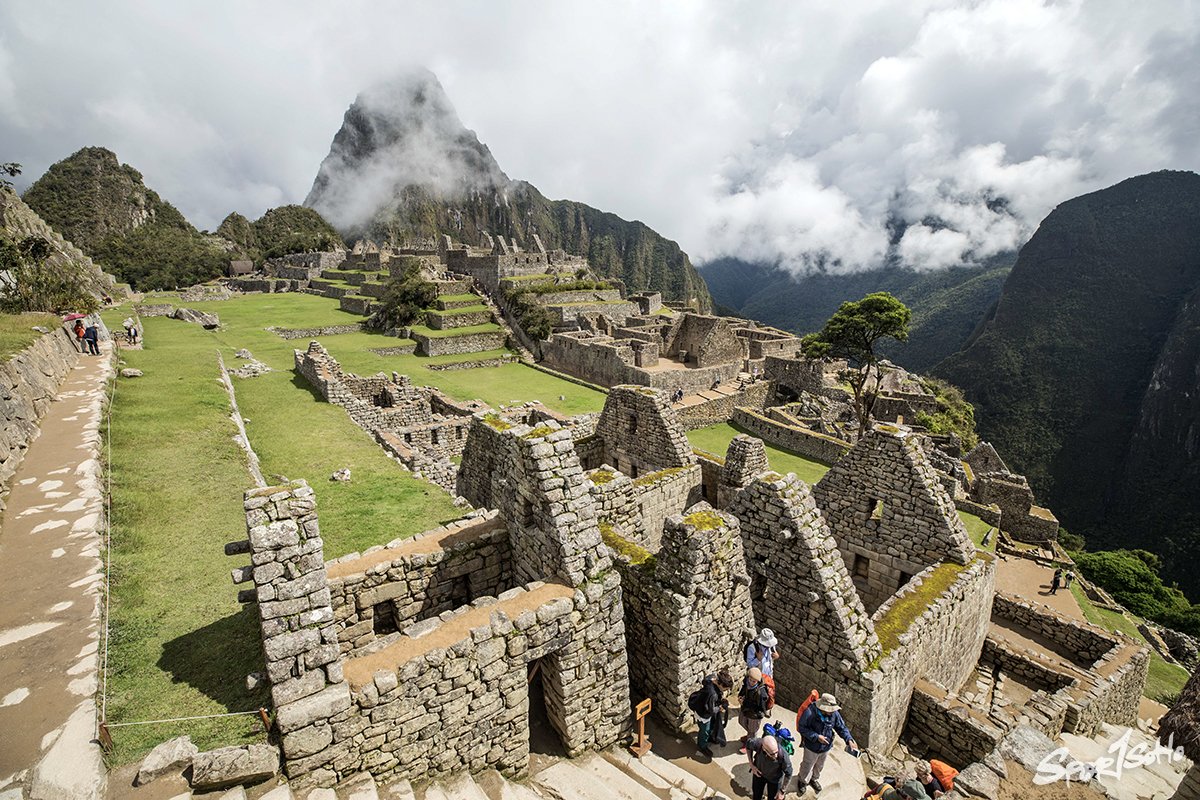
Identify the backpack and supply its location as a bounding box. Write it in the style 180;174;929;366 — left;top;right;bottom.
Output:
795;689;819;729
762;674;777;711
762;719;795;755
687;687;708;716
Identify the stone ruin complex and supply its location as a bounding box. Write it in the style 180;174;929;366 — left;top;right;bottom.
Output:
227;381;1149;789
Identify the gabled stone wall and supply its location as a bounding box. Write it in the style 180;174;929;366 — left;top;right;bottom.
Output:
614;505;755;729
813;425;974;613
595;386;694;476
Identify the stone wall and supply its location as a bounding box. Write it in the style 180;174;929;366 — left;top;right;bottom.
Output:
230;481;351;784
863;553;996;749
730;474;881;716
992;594;1117;664
613;506;755;729
664;314;743;369
273;323;365;340
589;464;703;552
765;355;838;398
907;682;1004;765
549;300;640;326
676;382;771;431
730;407;850;465
264;251;346;280
595;386;694;477
413;331;507;357
339;296;375;316
326;515;512;657
0;327;79;495
813;426;974;613
425;308;493;330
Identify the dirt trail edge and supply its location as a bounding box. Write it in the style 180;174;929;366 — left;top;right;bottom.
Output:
0;344;112;800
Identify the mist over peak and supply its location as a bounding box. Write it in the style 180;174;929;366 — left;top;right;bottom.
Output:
304;68;511;236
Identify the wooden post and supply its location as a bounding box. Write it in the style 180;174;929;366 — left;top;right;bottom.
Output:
258;707;272;733
629;698;652;758
97;720;114;753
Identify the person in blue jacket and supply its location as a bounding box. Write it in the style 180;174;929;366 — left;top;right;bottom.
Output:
796;692;858;794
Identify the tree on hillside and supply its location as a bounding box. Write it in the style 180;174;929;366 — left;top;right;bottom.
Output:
802;291;911;434
1;162;19;190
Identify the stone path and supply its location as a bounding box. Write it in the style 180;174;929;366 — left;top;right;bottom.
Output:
0;346;111;800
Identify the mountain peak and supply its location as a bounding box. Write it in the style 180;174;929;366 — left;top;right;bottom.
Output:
304;68;509;234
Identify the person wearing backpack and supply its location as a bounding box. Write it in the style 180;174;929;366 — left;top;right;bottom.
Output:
746;628;780;677
796;693;858;794
688;670;733;760
915;759;957;797
746;734;793;800
738;667;771;749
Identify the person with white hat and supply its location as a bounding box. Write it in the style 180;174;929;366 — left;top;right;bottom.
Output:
746;627;780;677
745;734;794;800
795;692;858;794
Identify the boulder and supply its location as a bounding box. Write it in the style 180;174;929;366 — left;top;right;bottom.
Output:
999;724;1056;772
953;763;999;800
170;307;220;329
190;743;279;790
330;468;351;482
120;368;144;378
136;735;198;785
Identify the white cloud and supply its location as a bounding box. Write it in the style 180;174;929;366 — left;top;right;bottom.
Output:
0;0;1195;270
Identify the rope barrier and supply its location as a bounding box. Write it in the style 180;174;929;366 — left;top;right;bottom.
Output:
106;709;265;728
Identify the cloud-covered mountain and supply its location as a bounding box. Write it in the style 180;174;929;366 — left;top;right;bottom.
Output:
305;70;711;309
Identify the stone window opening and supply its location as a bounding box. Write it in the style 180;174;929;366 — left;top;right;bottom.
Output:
404;432;412;444
372;601;397;635
869;498;884;521
853;554;870;580
899;570;914;587
456;427;464;440
431;429;440;446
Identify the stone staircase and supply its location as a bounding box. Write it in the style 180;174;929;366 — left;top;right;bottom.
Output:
205;749;731;800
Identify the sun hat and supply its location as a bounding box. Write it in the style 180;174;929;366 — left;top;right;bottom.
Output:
757;628;778;648
901;779;931;800
816;692;840;712
747;667;763;681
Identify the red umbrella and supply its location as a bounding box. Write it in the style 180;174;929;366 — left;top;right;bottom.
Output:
63;313;87;320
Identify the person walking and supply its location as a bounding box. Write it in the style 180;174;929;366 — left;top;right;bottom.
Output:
738;667;770;748
746;734;793;800
689;670;733;760
746;628;780;677
796;692;857;794
83;324;100;356
1050;568;1062;595
72;319;86;353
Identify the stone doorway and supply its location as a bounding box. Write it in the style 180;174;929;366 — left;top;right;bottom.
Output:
527;655;569;770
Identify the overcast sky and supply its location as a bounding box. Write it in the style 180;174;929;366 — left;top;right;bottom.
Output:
2;1;1197;272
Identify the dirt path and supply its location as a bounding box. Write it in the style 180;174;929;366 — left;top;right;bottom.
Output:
0;345;111;800
994;554;1084;620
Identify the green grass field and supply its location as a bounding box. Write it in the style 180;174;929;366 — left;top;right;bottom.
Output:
100;292;610;762
0;311;60;359
408;322;501;338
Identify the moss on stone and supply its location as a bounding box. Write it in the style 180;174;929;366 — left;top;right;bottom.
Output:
599;521;653;566
869;556;988;667
684;509;725;531
692;447;725;465
589;469;618;486
523;425;555;439
631;466;687;487
482;412;513;431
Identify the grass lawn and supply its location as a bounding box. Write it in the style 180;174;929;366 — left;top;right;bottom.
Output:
1069;582;1189;704
0;311;60;359
408;322;501;338
687;422;831;486
425;305;489;317
959;510;996;551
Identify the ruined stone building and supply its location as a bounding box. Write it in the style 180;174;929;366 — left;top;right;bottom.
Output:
229;378;1148;789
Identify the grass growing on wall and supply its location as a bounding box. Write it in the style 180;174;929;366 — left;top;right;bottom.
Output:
686;422;831;486
0;311;60;360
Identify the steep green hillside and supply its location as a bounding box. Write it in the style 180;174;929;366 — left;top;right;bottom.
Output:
936;171;1200;594
23;147;228;290
701;256;1012;371
216;205;343;262
305;70;710;310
